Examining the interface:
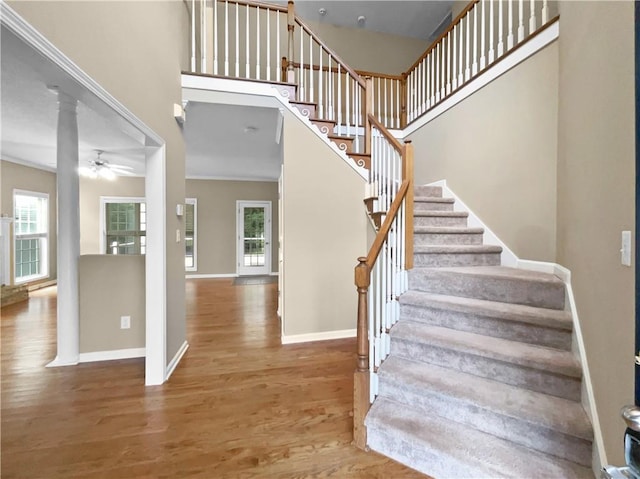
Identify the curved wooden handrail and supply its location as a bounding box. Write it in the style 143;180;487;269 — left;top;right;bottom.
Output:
355;69;404;82
368;114;404;153
216;0;288;13
404;0;480;76
294;15;366;89
364;180;410;269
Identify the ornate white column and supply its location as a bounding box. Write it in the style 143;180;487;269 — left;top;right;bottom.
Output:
48;88;80;366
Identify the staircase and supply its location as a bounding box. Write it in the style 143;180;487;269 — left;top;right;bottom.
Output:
365;185;594;478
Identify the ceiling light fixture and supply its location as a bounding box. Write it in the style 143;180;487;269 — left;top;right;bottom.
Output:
78;151;133;181
357;15;366;26
318;8;327;16
244;126;258;134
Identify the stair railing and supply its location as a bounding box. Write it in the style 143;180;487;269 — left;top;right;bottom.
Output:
355;70;405;131
286;7;367;154
353;115;414;450
404;0;556;125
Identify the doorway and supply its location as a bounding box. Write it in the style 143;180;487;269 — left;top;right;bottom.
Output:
237;201;272;276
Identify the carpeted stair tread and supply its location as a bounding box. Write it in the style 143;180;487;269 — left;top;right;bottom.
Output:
414;196;455;203
379;355;593;441
414;210;468;217
366;397;594;479
392;321;582;379
409;266;566;309
414;226;484;234
400;291;572;331
414;244;503;254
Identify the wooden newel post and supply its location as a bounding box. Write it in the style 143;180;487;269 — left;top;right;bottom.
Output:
287;1;296;85
353;256;371;450
364;77;373;155
400;74;408;128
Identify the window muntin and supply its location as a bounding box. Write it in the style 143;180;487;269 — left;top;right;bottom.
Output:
13;191;49;284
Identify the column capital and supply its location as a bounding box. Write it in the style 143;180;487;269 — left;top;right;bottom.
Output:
47;85;78;112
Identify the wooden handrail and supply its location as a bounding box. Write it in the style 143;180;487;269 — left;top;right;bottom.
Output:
368;114;404;153
355;69;404;82
404;0;480;75
364;180;410;269
294;15;366;89
216;0;288;13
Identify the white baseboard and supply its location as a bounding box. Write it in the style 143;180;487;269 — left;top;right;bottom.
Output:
281;329;356;344
269;272;279;276
78;347;145;363
186;273;238;279
165;340;189;381
428;180;519;267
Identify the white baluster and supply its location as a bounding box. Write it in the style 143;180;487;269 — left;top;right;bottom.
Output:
507;0;514;49
431;50;436;106
459;22;464;86
299;27;304;100
191;0;196;71
318;49;323;117
346;73;350;137
465;13;471;80
337;64;342;129
452;25;458;90
441;40;446;99
235;3;239;76
472;4;478;75
480;0;486;70
266;8;271;81
446;32;451;95
224;1;229;77
518;0;524;42
542;0;549;23
489;0;495;63
419;61;424;112
390;79;395;129
354;81;360;152
435;44;440;102
245;4;250;78
529;0;536;34
498;0;505;57
309;34;313;106
328;55;333;120
202;0;208;73
256;6;261;79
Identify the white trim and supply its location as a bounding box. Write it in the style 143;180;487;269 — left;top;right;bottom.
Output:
1;156;57;173
269;272;279;276
27;279;56;292
165;340;189;381
427;180;518;267
281;329;356;344
181;75;368;181
185;273;238;279
78;348;145;363
13;189;50;284
401;20;559;139
185;174;280;182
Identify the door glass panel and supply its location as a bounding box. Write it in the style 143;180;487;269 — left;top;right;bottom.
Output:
243;207;265;267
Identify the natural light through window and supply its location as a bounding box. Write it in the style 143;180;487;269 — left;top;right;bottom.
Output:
13;191;49;284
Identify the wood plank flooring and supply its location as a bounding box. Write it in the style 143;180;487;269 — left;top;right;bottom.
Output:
1;279;427;478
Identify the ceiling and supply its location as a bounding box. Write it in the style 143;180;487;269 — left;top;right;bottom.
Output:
276;0;454;40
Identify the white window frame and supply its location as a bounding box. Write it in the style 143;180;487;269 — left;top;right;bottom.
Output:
13;189;49;284
99;196;146;255
185;198;197;272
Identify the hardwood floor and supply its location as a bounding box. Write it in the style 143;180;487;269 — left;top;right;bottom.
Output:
1;279;426;478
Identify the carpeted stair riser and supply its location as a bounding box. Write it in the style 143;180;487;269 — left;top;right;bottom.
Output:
400;302;572;350
414;230;484;246
378;358;592;465
414;213;468;228
366;398;594;479
414;185;443;198
413;251;502;267
414;198;455;212
409;267;566;310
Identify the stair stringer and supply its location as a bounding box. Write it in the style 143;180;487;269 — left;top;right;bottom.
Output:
181;74;369;180
420;179;606;474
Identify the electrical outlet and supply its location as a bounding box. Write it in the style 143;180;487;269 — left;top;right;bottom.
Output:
120;315;131;329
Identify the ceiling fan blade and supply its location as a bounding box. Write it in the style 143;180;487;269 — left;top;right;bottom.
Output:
108;164;134;171
113;169;137;176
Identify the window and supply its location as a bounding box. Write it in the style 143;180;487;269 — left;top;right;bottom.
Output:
101;197;197;271
14;190;49;284
102;198;146;255
185;199;197;271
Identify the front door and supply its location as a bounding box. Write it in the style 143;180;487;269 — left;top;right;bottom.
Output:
237;201;271;276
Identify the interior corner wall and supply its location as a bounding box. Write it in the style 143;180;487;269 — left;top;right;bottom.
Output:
281;110;367;337
186;179;279;275
0;160;58;285
304;20;427;75
556;1;635;465
407;42;559;262
8;0;189;367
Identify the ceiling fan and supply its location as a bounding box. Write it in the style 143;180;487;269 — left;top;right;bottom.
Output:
79;151;134;180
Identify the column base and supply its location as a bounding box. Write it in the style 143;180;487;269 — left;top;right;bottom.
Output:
46;356;79;367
